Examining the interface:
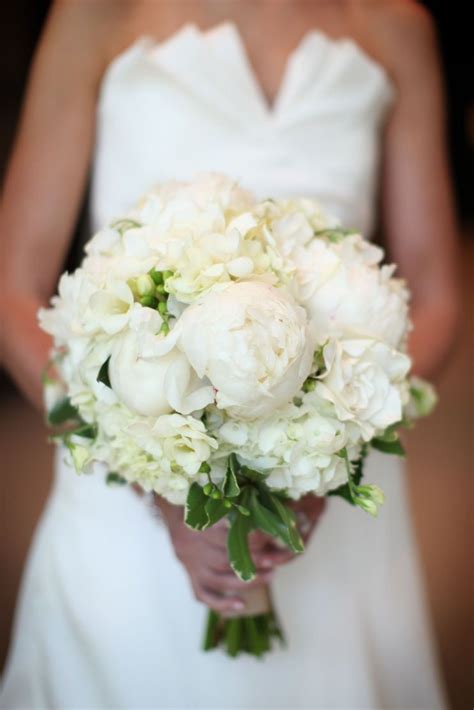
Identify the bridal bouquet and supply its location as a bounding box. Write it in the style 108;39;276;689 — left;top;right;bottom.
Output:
39;173;436;657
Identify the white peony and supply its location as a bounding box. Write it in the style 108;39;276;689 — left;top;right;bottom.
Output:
109;328;214;417
176;281;315;418
293;234;410;349
317;338;411;441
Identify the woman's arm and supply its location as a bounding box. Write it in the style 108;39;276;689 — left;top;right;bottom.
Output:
379;4;460;378
0;0;121;408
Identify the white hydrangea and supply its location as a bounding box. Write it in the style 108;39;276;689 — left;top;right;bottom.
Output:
101;410;217;504
212;393;350;498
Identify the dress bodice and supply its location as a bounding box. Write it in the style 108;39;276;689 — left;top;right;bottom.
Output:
91;22;396;237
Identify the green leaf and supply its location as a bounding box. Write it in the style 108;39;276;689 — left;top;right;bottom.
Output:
184;483;209;530
248;488;303;553
239;465;268;483
47;397;80;426
371;437;405;456
70;422;97;440
265;492;304;552
106;472;127;486
97;357;111;389
329;447;367;504
227;512;256;582
233;503;251;516
374;424;402;442
204;497;229;528
223;457;241;498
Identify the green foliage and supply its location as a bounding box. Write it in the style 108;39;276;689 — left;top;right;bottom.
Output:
371;437;405;456
222;455;241;498
96;358;111;389
202;607;285;658
227;508;256;581
106;472;127;486
184;483;210;530
47;397;80;426
328;447;366;505
185;455;306;583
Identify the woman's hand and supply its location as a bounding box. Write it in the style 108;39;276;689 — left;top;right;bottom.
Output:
156;494;326;615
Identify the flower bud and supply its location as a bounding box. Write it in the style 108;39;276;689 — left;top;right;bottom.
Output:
140;295;159;309
356;497;378;517
136;274;155;297
149;268;163;286
203;483;213;496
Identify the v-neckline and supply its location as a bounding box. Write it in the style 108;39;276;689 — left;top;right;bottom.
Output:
220;21;313;115
181;20;392;117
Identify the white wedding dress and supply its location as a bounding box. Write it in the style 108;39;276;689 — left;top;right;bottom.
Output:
1;23;447;710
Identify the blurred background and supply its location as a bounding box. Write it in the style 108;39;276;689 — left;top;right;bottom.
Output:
1;2;472;708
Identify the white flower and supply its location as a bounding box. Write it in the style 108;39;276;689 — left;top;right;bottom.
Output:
213;393;349;498
84;226;122;257
176;281;315;418
133;173;255;230
88;281;135;334
109;328;214;417
318;338;411;441
38;269;100;342
98;409;217;505
293;234;410;349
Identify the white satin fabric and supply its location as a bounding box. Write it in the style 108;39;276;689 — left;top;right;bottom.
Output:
2;23;447;709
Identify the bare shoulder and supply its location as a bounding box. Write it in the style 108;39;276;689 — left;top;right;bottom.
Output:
355;1;442;86
40;0;136;88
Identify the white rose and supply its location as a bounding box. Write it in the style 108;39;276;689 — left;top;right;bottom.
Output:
293;235;410;349
176;281;315;418
318;338;411;441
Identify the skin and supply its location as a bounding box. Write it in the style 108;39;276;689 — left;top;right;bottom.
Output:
0;0;460;614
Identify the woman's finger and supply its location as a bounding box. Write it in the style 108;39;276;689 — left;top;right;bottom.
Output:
192;581;245;615
253;547;298;568
202;570;274;594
